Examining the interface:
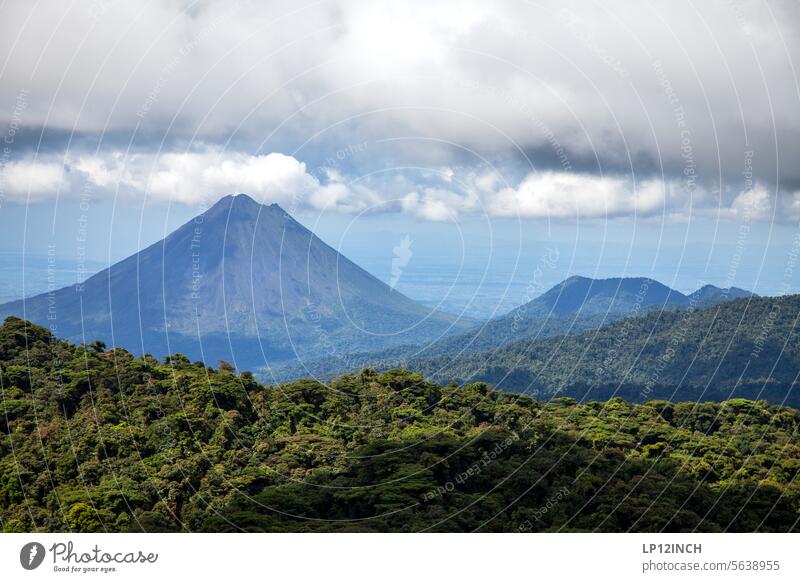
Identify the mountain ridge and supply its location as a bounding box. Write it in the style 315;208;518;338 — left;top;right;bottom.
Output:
272;275;759;381
402;293;799;406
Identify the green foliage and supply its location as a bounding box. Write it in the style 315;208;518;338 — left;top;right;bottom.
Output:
406;295;800;407
1;317;798;532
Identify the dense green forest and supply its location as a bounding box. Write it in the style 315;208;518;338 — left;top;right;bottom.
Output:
1;316;798;532
403;295;800;407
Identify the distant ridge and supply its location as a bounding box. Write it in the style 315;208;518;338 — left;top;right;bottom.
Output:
0;194;472;369
521;275;689;315
405;293;797;406
271;275;759;381
688;284;755;307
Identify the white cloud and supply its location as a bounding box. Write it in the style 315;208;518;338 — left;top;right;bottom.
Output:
401;191;450;222
401;187;480;221
74;152;133;188
4;149;799;224
730;185;775;221
308;176;382;213
724;184;800;223
1;160;66;201
147;152;318;205
784;191;800;220
4;149;378;211
488;172;672;219
68;150;323;207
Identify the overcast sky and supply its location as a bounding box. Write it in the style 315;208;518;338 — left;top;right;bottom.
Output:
1;0;799;305
1;0;799;219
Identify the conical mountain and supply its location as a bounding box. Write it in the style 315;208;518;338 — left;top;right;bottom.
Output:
0;194;470;369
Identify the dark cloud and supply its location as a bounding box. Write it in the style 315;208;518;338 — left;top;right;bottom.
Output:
1;0;798;215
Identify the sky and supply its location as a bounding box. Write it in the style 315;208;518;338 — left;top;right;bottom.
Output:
1;0;799;315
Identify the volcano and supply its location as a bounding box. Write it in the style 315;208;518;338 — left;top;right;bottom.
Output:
0;194;471;370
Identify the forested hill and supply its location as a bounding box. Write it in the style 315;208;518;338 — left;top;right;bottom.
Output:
269;277;755;382
1;316;798;532
406;294;800;407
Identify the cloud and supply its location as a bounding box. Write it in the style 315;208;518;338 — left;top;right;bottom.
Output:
725;184;800;223
1;160;66;202
401;189;469;222
3;149;799;224
308;180;382;213
67;150;323;206
3;149;378;212
146;151;318;205
488;172;672;219
731;185;775;221
1;0;798;194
